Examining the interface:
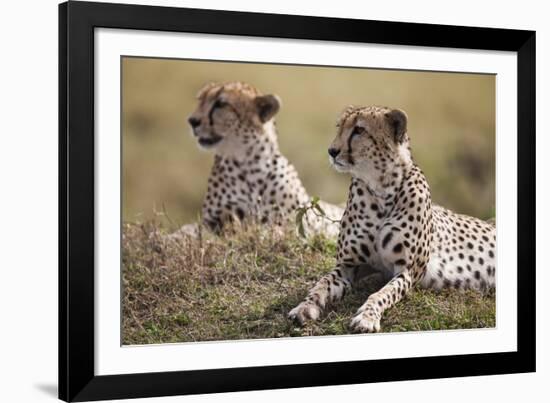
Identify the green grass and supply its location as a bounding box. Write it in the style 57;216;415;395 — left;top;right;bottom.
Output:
122;221;495;345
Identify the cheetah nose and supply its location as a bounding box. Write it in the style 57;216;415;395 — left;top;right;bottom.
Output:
188;116;201;129
328;148;340;158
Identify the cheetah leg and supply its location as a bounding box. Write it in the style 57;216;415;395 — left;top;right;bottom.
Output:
288;265;357;325
350;270;414;333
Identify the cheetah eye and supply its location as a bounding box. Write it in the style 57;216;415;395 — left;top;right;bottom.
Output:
209;99;230;125
213;99;227;109
351;126;365;136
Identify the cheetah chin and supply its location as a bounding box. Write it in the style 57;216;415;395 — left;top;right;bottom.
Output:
198;135;223;148
330;158;351;173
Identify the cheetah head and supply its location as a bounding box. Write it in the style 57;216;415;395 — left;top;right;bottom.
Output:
328;105;412;184
187;81;281;157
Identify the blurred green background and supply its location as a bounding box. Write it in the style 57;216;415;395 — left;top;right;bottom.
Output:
122;57;495;226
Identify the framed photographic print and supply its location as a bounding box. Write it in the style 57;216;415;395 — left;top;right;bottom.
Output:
59;1;535;401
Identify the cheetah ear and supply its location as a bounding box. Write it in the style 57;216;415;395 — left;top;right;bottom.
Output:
385;109;408;143
254;94;281;123
196;82;218;99
338;105;356;125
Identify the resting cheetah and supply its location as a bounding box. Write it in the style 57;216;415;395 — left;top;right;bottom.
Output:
289;105;496;333
180;81;342;237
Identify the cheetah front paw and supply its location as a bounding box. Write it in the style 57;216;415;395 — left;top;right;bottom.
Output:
350;309;381;333
288;301;322;325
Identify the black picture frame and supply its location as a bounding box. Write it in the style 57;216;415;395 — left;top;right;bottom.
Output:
59;1;536;401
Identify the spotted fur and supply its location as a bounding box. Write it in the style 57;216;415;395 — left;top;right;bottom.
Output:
177;82;342;237
289;105;496;333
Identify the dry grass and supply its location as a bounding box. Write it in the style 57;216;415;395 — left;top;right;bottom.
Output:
122;221;495;345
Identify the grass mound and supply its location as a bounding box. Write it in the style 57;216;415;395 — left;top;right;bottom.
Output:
122;221;495;345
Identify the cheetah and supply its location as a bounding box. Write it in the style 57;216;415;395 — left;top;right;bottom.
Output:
178;81;342;237
289;105;496;333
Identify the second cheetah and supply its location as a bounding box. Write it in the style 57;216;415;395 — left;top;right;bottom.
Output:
178;81;343;237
